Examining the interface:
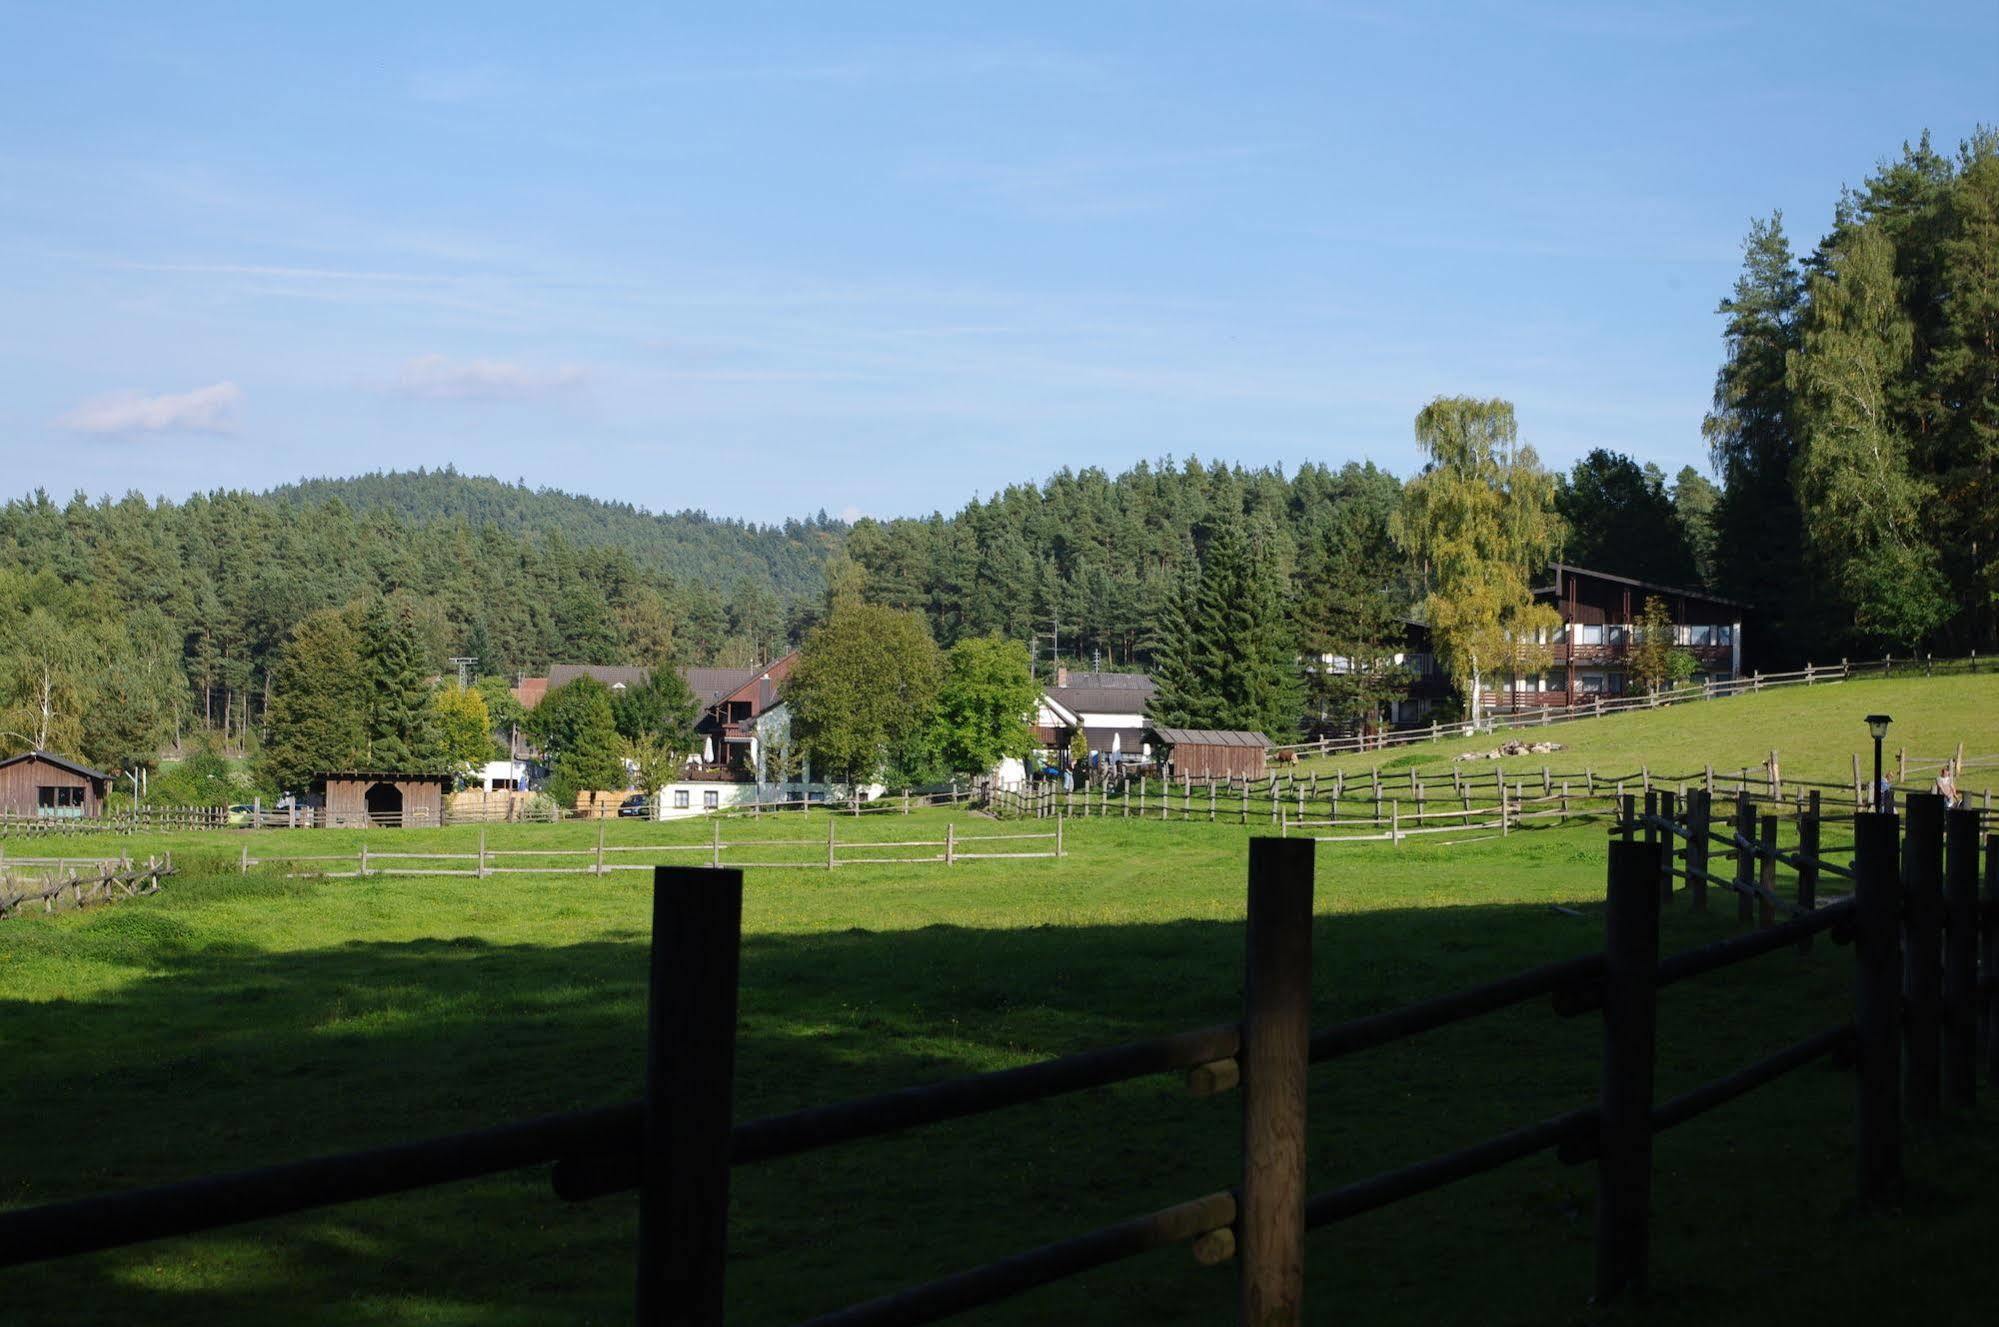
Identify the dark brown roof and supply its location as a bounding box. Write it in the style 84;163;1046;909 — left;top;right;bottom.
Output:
682;667;759;705
1540;564;1750;611
1049;671;1156;716
547;664;652;692
1148;727;1271;748
0;750;111;782
313;771;454;784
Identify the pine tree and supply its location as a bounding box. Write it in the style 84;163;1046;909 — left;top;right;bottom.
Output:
260;605;368;793
1153;515;1303;739
361;598;441;770
1703;214;1816;660
1294;506;1408;732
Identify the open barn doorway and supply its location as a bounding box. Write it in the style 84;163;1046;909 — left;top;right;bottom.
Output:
364;781;404;825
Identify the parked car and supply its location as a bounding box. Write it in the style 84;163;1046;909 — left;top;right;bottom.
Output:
226;804;254;828
617;793;652;819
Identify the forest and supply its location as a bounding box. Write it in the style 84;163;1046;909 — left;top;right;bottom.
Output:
0;129;1991;777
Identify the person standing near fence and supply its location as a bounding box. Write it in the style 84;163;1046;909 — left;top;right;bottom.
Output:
1875;774;1895;813
1932;764;1960;807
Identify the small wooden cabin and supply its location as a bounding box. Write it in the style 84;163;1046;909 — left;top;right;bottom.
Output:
0;751;110;819
1147;728;1271;780
313;772;451;828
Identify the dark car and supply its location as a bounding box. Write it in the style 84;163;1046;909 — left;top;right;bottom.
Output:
617;793;652;819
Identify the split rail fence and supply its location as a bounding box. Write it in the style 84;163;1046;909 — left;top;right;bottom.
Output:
0;852;174;919
1272;651;1995;760
5;797;1994;1322
240;821;1063;879
998;755;1994;846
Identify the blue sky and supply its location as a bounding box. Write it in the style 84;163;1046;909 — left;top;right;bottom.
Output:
2;2;1993;524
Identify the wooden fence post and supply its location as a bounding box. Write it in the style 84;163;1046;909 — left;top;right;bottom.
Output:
711;818;723;870
945;821;955;866
1903;793;1946;1122
1240;838;1314;1327
1985;834;1999;1088
597;823;607;877
1055;814;1064;860
1853;812;1903;1207
1594;839;1661;1303
1795;793;1818;951
1656;791;1676;904
1734;792;1753;926
477;829;488;880
827;815;837;871
635;866;742;1326
358;842;368;878
1943;808;1980;1109
1757;815;1779;930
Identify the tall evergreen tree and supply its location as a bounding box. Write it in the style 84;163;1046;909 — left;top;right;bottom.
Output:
260;605;368;793
1293;500;1407;731
1152;514;1303;739
361;598;441;770
1555;450;1697;585
1703;214;1816;662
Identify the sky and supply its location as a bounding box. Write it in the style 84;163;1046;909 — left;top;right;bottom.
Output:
1;2;1994;525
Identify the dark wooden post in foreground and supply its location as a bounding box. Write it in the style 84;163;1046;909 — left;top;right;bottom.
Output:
1943;809;1981;1108
1686;790;1710;914
1733;791;1754;926
1853;813;1903;1206
1903;794;1946;1123
636;866;744;1327
1240;837;1315;1327
1796;792;1820;953
1655;791;1677;904
1594;840;1660;1304
1986;835;1999;1088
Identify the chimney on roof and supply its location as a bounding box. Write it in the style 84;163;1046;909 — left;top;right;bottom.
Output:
1056;666;1069;688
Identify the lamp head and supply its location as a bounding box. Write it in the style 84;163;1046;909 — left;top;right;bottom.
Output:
1865;714;1893;741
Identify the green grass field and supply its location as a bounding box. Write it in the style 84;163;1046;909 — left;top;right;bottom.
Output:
1297;673;1999;794
6;678;1999;1324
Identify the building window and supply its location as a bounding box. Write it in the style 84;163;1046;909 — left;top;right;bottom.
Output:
1577;624;1604;645
703;790;720;809
1580;672;1605;695
672;789;690;809
1606;625;1629;646
1715;624;1733;645
36;785;85;813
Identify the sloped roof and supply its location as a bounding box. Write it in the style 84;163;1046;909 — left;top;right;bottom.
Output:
1049;671;1156;715
683;667;759;705
1540;564;1750;611
548;664;652;692
1147;727;1271;749
0;750;111;782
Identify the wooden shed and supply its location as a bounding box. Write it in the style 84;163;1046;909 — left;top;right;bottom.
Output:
0;751;110;820
313;772;451;828
1147;728;1271;780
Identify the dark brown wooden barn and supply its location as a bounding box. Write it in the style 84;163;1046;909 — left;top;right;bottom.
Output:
313;772;452;828
0;751;110;820
1148;728;1271;780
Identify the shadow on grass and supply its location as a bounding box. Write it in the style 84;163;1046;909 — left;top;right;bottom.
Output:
2;874;1992;1326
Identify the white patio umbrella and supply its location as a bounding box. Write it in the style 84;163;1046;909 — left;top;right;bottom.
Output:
1111;731;1121;755
703;735;715;764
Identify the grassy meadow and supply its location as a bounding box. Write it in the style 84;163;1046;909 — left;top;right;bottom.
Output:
7;677;1999;1324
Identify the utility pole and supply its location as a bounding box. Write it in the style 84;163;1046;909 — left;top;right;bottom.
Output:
449;656;478;688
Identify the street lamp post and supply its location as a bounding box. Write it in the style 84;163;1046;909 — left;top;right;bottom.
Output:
1865;714;1893;810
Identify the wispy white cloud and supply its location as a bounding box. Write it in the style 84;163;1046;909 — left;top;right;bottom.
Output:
57;381;243;435
391;353;588;401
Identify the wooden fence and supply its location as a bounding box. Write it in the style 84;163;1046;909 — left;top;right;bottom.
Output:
997;756;1995;844
3;802;1991;1321
0;806;228;838
1272;651;1995;760
242;820;1062;879
0;853;174;919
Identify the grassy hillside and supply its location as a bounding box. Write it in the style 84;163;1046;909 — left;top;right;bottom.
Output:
6;807;1998;1324
1299;673;1999;794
